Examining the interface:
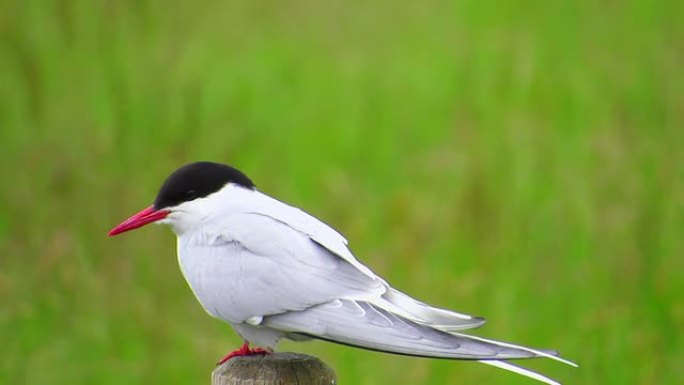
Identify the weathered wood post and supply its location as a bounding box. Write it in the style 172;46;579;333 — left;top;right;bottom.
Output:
211;352;337;385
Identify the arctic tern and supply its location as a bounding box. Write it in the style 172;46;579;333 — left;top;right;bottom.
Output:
108;161;576;384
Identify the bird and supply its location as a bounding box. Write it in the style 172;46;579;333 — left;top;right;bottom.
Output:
108;161;576;384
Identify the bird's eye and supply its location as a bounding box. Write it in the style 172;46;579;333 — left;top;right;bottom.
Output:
184;189;197;198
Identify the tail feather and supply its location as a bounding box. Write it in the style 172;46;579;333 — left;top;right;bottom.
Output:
264;298;575;384
479;360;561;385
450;331;578;367
267;299;551;360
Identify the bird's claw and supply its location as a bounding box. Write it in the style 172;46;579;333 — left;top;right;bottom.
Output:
217;342;271;365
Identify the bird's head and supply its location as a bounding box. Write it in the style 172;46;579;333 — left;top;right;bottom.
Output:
108;161;255;236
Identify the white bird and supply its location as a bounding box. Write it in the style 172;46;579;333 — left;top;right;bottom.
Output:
109;161;576;384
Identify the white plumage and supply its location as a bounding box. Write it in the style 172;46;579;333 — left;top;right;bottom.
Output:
156;183;575;384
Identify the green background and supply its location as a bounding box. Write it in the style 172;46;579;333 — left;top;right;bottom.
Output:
1;1;682;384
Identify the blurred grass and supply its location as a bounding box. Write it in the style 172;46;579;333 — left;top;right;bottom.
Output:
1;0;682;384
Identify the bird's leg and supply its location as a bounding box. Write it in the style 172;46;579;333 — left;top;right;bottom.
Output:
217;341;272;365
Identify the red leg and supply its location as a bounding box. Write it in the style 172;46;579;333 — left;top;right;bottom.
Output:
217;341;271;365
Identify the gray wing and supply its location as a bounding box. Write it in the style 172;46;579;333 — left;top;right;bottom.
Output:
179;212;385;323
243;192;487;330
265;298;540;360
182;205;484;330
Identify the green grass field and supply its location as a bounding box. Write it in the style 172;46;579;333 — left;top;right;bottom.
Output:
1;1;682;384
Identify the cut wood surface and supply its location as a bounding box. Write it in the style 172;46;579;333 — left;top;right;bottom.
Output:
211;352;336;385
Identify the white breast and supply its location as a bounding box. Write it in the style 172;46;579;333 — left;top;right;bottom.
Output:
176;232;248;322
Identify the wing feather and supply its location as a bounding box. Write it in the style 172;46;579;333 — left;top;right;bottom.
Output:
178;212;384;323
264;299;542;360
241;191;484;329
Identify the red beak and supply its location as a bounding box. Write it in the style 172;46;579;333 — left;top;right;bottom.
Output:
108;205;169;236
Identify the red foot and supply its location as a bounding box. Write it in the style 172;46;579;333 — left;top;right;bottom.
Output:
217;341;271;365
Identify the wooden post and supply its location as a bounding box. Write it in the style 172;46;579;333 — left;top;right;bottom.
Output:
211;352;337;385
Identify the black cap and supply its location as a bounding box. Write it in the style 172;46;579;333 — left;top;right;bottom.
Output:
153;162;255;209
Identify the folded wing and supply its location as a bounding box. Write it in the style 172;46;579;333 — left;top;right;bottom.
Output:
186;191;576;384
